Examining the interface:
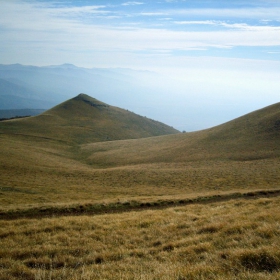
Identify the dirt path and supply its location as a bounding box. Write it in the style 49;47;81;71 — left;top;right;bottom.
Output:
1;189;280;220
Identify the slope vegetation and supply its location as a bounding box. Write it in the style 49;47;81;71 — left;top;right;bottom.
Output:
82;101;280;166
0;98;279;208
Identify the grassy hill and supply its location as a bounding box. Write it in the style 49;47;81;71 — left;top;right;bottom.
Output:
0;98;279;208
82;101;280;166
0;93;179;144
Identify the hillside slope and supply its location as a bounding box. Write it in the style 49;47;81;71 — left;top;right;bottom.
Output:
82;101;280;166
0;93;179;144
0;100;279;207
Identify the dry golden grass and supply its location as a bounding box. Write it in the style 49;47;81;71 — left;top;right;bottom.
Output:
1;99;280;278
1;134;280;208
1;97;279;208
1;196;280;279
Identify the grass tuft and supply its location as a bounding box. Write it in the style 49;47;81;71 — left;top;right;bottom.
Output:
233;249;280;272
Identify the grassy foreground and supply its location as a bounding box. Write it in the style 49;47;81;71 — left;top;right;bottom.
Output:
1;195;280;280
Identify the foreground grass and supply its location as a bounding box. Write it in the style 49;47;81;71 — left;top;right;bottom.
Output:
0;189;279;220
1;196;280;279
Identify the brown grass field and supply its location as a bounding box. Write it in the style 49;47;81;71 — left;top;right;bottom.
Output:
0;95;280;279
1;196;280;279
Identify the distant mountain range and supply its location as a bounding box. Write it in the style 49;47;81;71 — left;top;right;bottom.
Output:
1;63;279;132
1;64;188;128
0;63;161;115
0;109;45;120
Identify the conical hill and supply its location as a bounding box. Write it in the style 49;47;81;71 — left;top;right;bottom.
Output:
0;93;179;144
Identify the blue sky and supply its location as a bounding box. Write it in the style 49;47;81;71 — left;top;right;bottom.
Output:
1;0;280;68
1;0;280;130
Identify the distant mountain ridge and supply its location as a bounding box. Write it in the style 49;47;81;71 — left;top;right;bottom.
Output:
0;78;53;109
0;109;45;119
0;63;160;111
0;93;179;144
1;63;279;132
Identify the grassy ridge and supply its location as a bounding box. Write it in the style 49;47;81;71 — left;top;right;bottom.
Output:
82;101;280;166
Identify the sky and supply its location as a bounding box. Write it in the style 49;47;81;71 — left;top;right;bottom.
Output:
1;0;280;130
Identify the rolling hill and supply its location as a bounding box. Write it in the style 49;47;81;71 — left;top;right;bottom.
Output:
0;93;179;144
0;96;279;208
82;101;280;166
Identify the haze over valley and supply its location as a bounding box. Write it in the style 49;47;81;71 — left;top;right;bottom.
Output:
1;62;280;132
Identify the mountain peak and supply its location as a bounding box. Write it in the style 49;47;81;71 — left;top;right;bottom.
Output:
1;94;179;144
73;93;109;107
60;63;78;69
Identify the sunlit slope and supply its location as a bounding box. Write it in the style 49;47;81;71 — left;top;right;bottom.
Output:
82;102;280;166
0;100;279;207
0;93;179;144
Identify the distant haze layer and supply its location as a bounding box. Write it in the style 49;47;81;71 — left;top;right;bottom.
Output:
1;1;280;130
0;63;279;132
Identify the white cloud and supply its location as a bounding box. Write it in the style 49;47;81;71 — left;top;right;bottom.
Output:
121;2;144;6
160;7;280;21
1;0;280;70
201;8;278;18
173;20;280;32
2;2;279;47
49;5;108;14
174;20;218;25
219;22;280;31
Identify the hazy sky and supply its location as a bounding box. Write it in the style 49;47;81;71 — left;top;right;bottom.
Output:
1;0;280;68
1;0;280;130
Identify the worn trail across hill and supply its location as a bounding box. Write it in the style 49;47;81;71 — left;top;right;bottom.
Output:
1;189;280;220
